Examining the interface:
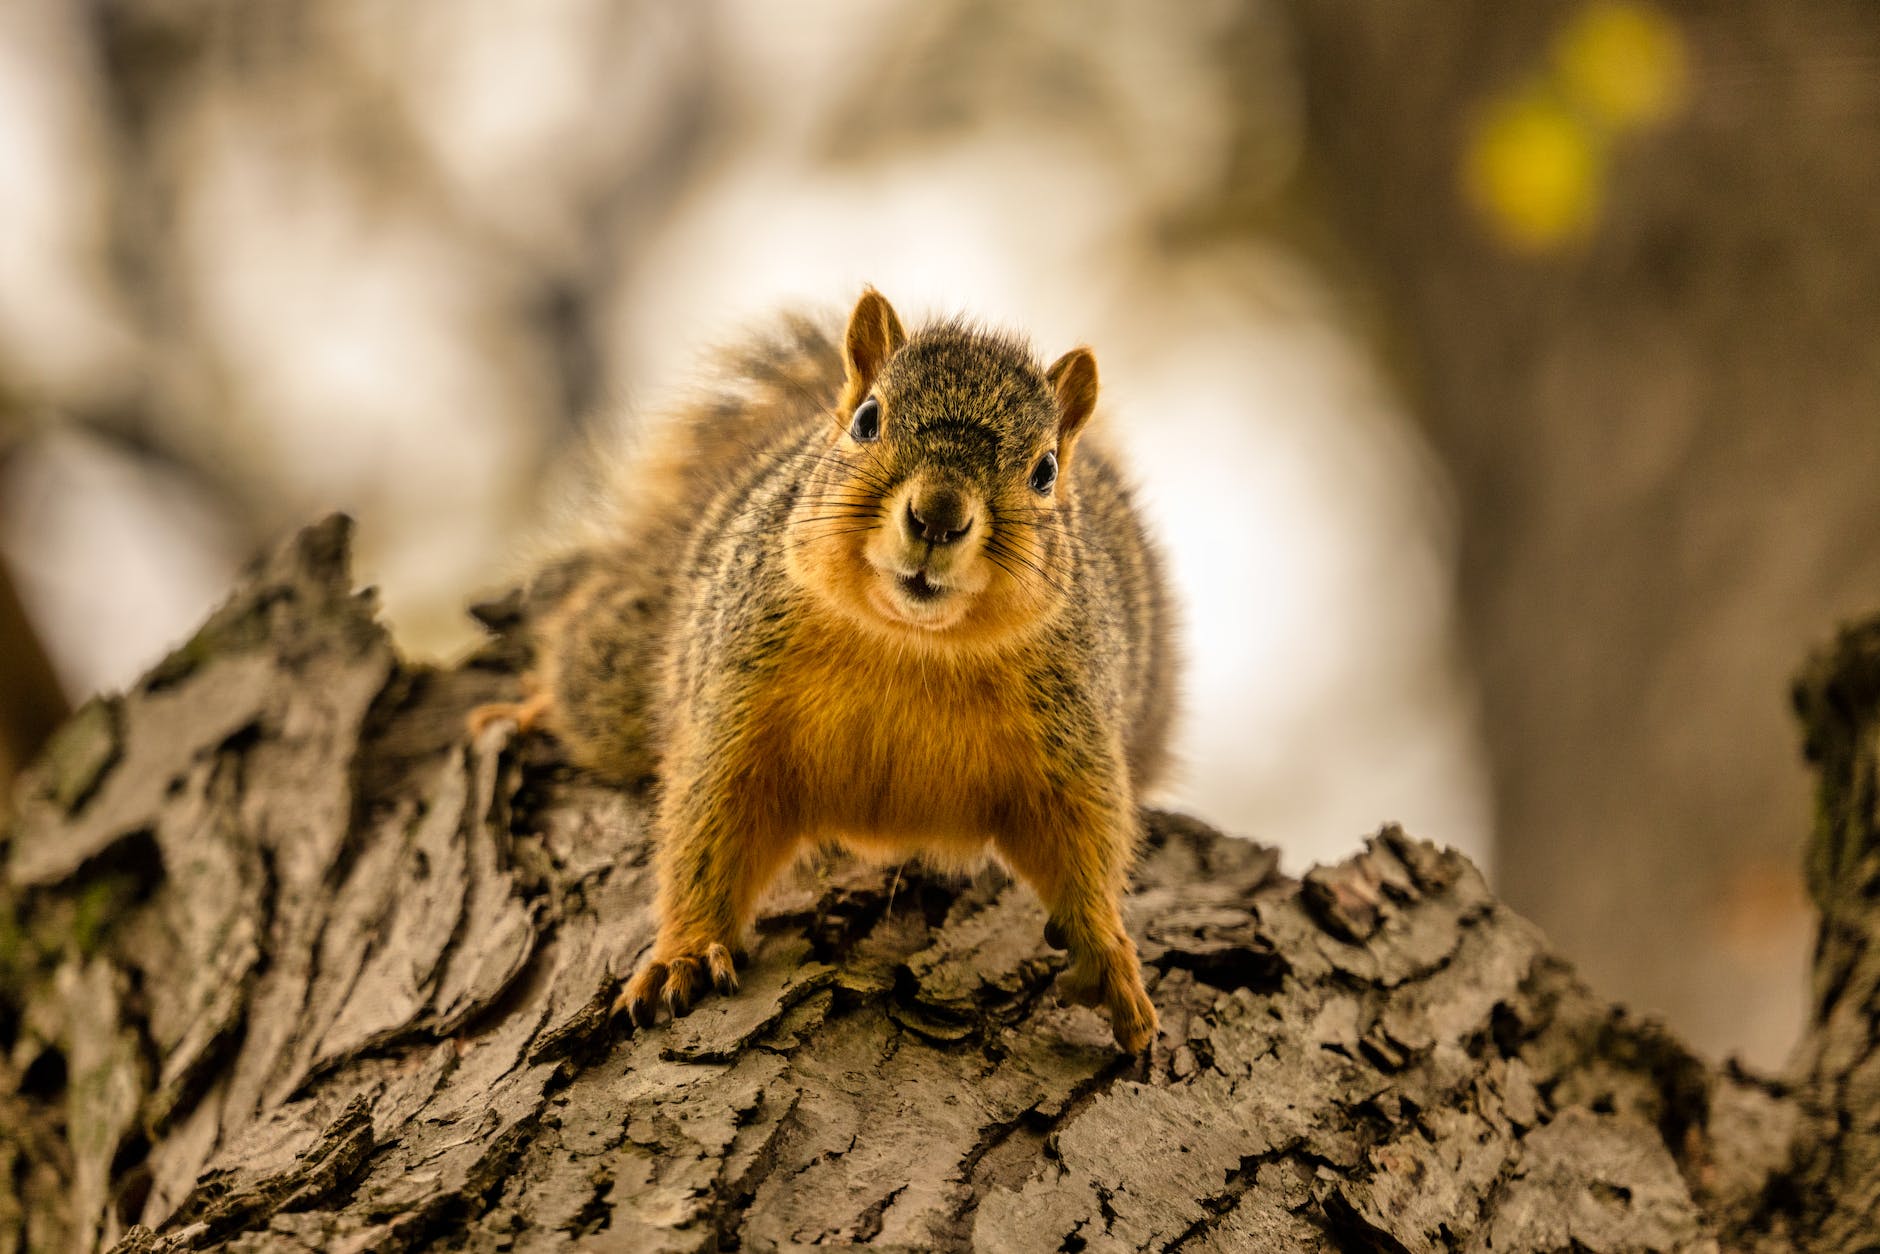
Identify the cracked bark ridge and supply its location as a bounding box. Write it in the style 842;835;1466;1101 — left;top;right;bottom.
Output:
0;515;1866;1250
1783;621;1880;1249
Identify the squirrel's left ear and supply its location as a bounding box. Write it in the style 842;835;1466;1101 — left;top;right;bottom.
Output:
1046;348;1099;452
842;287;907;403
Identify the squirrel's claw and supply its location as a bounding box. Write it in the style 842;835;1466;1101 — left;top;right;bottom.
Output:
617;959;668;1028
615;943;740;1030
705;943;740;995
662;965;697;1018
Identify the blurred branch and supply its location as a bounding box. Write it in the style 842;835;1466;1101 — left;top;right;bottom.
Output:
0;549;69;791
528;1;719;447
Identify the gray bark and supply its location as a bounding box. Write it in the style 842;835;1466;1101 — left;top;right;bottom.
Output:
0;516;1871;1251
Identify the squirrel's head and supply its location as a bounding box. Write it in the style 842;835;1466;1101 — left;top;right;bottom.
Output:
786;287;1100;647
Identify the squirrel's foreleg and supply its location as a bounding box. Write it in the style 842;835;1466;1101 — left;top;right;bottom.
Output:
616;752;801;1026
994;781;1158;1054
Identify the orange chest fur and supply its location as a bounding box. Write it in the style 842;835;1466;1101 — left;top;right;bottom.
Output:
742;622;1052;841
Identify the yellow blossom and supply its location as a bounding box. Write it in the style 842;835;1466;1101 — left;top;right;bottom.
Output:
1555;1;1688;130
1463;88;1604;252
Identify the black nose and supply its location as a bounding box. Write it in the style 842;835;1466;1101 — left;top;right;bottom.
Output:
907;492;973;545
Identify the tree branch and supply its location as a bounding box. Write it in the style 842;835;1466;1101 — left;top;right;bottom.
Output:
0;516;1868;1251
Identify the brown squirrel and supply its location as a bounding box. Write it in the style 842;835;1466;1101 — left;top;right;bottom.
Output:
475;289;1178;1051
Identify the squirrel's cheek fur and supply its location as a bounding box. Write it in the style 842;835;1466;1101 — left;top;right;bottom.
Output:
781;493;1058;649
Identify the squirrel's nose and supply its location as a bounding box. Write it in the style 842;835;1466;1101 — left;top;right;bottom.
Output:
906;491;973;546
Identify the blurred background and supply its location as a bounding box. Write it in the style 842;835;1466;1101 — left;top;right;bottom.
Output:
3;0;1875;1071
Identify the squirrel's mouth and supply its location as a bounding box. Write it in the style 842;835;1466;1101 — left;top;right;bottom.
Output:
869;563;970;630
895;570;946;604
857;547;980;632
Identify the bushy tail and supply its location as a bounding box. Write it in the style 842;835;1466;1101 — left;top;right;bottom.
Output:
514;311;845;780
598;312;844;552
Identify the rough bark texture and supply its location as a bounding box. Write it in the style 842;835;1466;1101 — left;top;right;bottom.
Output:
0;516;1871;1251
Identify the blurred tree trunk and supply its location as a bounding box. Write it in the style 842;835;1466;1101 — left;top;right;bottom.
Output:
1286;0;1880;1064
0;516;1875;1251
0;552;68;792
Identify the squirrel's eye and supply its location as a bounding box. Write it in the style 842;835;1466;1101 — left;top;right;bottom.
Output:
1029;450;1058;495
849;397;881;442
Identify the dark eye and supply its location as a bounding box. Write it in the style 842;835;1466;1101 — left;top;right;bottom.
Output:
849;397;881;442
1029;450;1058;494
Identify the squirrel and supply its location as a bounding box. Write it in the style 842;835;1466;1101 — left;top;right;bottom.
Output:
474;289;1178;1052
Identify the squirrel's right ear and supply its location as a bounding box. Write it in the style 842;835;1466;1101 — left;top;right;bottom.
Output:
843;287;907;400
1046;347;1099;451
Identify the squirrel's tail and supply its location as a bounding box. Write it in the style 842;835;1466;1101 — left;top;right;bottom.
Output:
594;312;844;550
512;311;845;780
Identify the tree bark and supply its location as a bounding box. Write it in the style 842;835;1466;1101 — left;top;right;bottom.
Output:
0;516;1871;1251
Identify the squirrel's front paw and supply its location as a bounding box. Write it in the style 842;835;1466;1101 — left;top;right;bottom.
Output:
1105;972;1158;1054
616;942;739;1028
1056;948;1158;1054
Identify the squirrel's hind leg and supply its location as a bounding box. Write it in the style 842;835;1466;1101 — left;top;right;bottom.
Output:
467;560;665;781
466;674;553;738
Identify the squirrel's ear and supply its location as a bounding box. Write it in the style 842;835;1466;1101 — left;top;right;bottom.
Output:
843;287;907;400
1046;347;1099;448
